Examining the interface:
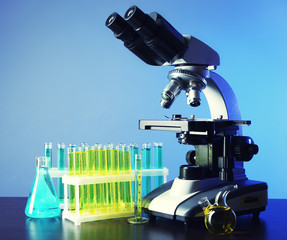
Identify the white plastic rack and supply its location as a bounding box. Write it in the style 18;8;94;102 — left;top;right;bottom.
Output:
59;168;169;225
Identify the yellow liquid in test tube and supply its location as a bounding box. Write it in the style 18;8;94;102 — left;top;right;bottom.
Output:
75;147;83;213
81;147;89;212
123;146;133;211
105;145;115;211
111;147;121;211
87;147;96;213
68;147;76;212
98;145;109;212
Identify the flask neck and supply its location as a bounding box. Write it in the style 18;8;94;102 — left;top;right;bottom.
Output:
198;197;211;210
214;184;238;207
35;156;50;169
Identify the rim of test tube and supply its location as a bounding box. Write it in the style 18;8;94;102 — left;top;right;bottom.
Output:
57;143;65;148
153;142;163;147
142;143;151;149
88;145;95;150
44;142;52;148
67;146;76;153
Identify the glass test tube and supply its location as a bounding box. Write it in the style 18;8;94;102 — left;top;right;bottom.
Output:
105;144;116;211
44;142;52;168
117;144;132;211
123;144;133;211
87;146;96;213
74;147;83;213
57;143;65;204
129;143;139;170
67;146;76;212
116;144;124;210
111;145;121;211
94;144;102;211
142;143;152;197
98;145;109;212
81;146;89;212
129;144;138;200
154;142;163;188
127;154;148;224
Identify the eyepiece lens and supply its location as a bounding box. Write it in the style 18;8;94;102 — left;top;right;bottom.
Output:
125;7;136;19
124;5;147;28
105;13;127;34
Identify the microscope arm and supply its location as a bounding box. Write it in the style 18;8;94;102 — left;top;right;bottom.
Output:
204;71;242;127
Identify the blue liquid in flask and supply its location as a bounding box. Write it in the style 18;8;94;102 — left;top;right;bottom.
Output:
25;156;61;218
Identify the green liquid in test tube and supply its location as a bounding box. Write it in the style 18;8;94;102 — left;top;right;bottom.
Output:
154;142;163;188
118;144;133;211
98;145;109;212
94;144;102;212
81;146;89;212
116;144;124;210
117;144;133;211
110;145;121;211
44;142;52;168
104;144;114;211
127;154;148;224
57;143;65;204
142;143;152;197
74;147;83;213
87;146;96;213
67;146;76;212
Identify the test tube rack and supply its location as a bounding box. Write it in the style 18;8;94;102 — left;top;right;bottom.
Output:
60;168;168;225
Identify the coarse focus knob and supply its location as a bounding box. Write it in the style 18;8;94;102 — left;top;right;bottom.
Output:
232;136;259;162
186;150;196;165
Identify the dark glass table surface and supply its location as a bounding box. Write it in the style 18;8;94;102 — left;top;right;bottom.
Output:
0;198;286;240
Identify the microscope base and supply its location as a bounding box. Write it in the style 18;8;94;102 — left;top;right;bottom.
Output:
142;178;268;223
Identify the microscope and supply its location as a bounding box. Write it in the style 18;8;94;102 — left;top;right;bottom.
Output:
106;6;268;224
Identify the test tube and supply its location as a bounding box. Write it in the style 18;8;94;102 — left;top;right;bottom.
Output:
44;142;52;168
67;146;76;212
127;154;148;224
111;145;121;211
142;143;152;196
81;146;89;212
116;144;125;210
74;147;83;213
86;146;96;213
129;143;139;170
122;144;133;211
104;144;115;211
154;142;163;188
129;144;138;200
57;143;65;204
98;144;109;212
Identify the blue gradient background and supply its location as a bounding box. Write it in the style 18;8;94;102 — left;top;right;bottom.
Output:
0;0;286;198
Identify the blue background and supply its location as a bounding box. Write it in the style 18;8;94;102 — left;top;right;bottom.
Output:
0;0;286;198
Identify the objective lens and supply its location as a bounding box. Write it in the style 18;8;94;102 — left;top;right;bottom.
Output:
186;88;201;107
160;79;182;108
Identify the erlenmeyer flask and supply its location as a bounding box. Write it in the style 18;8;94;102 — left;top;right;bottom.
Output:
198;185;238;235
25;156;61;218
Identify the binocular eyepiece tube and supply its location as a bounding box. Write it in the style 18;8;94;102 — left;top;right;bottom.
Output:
105;5;187;65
